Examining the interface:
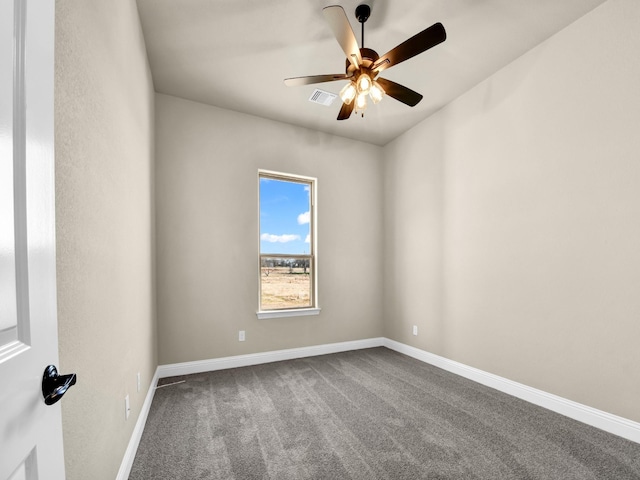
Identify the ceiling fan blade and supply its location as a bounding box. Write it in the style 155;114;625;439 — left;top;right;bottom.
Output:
337;101;354;120
375;77;423;107
284;74;350;87
322;5;362;69
372;22;446;74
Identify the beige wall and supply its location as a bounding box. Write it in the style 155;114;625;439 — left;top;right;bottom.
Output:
383;0;640;423
155;94;384;365
55;0;156;479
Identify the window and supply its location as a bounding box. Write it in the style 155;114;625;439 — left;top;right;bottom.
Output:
258;171;318;317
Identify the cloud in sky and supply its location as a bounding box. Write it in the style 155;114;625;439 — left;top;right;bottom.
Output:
261;233;300;243
297;211;310;225
305;234;310;243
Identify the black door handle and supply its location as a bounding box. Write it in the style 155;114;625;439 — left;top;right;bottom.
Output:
42;365;77;405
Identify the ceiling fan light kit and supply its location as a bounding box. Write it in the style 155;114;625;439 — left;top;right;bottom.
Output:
370;81;384;104
339;82;357;104
284;3;446;120
340;73;385;114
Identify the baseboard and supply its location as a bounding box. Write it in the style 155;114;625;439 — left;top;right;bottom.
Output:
383;338;640;444
116;367;160;480
157;337;385;378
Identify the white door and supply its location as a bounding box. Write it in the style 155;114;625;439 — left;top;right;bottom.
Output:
0;0;67;478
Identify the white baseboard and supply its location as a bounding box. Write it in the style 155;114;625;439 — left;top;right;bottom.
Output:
383;338;640;444
157;337;385;378
116;367;160;480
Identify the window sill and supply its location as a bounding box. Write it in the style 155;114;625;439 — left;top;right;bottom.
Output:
256;308;321;320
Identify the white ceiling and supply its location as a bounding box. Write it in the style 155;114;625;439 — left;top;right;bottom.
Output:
136;0;607;146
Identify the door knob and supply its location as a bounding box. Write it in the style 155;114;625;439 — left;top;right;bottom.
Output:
42;365;77;405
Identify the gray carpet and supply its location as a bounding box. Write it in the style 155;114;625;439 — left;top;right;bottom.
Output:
129;347;640;479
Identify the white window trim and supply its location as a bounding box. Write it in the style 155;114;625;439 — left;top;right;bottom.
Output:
256;307;321;320
257;170;319;317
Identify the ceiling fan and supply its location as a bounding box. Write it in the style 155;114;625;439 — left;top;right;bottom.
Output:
284;4;446;120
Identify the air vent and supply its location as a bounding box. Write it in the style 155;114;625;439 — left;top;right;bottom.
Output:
308;89;337;106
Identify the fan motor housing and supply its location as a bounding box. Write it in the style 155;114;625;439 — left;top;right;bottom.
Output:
345;47;379;76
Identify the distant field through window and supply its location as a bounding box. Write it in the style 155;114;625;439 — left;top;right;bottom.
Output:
259;171;316;312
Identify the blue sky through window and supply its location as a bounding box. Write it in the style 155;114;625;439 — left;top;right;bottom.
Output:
260;176;311;255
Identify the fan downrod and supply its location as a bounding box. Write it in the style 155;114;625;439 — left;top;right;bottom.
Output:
355;3;371;47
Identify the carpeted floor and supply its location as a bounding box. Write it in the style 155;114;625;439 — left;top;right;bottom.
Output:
129;347;640;479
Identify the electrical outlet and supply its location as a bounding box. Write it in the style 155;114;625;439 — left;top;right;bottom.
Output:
412;325;418;336
125;394;130;420
137;372;141;392
239;330;245;342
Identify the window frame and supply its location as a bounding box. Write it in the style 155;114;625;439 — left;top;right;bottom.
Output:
257;170;319;319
